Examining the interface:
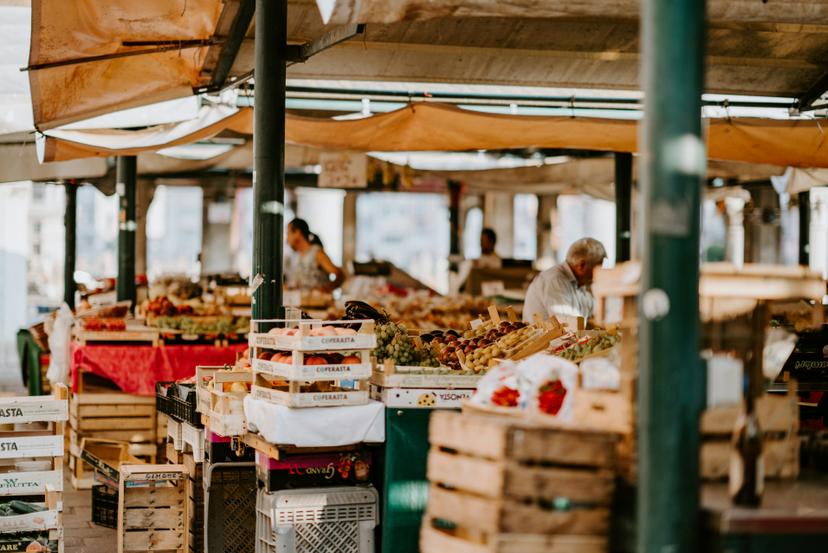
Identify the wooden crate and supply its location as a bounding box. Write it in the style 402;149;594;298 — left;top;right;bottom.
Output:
206;370;252;437
251;374;369;408
70;391;156;435
118;464;187;553
423;411;616;553
700;388;799;480
183;454;203;553
0;386;67;538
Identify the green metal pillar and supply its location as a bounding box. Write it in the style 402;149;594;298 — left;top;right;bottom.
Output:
639;0;706;552
798;190;810;266
252;0;287;319
615;152;633;262
116;156;137;308
63;180;77;309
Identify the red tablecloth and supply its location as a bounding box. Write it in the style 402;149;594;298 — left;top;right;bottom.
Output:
71;342;246;396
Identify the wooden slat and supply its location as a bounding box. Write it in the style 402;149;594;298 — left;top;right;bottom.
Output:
429;411;616;468
71;428;156;443
72;416;155;431
427;485;608;536
701;393;798;435
421;522;608;553
124;507;185;529
76;404;156;418
700;438;799;480
72;392;155;406
123;487;185;508
122;529;184;551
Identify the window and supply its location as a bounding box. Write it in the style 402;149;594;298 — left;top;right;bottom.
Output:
463;207;483;260
356;192;450;293
555;195;616;266
146;186;203;279
513;194;538;260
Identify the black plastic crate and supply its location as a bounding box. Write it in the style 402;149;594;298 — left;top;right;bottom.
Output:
92;484;118;529
157;382;202;428
156;381;176;418
171;383;201;427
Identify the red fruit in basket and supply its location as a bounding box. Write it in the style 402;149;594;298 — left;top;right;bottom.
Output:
341;355;361;365
491;386;519;407
305;356;327;366
257;351;272;360
537;380;567;415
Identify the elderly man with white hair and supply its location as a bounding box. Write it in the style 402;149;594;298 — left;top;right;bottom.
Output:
522;238;607;323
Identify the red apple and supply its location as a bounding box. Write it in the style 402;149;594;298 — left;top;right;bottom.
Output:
342;355;361;365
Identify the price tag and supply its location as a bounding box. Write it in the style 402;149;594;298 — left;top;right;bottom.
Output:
319;152;368;189
481;280;505;297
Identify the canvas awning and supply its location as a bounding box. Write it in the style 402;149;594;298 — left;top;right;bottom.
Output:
26;1;828;131
36;103;828;168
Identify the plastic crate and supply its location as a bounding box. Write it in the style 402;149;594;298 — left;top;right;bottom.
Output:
157;382;203;427
205;462;257;553
255;486;378;553
156;382;176;418
91;483;118;529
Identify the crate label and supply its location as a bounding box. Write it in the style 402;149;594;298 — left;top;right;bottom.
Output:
0;399;67;424
371;386;474;408
254;359;371;381
0;436;63;460
125;471;185;483
0;470;62;496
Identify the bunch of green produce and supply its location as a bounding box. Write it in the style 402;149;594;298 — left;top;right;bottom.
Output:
0;500;46;516
374;322;440;367
555;333;620;362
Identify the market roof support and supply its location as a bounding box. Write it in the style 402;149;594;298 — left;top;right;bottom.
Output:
448;181;462;273
799;190;810;266
638;1;706;552
252;0;287;319
615;152;633;262
116;156;137;309
63;180;77;310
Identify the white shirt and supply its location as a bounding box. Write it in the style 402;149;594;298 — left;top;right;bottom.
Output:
474;253;502;270
522;262;594;322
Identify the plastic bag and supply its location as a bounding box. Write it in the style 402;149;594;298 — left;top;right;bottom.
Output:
46;303;74;386
471;353;578;421
764;327;797;381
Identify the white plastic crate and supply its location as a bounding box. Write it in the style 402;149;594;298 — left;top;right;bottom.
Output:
255;486;378;553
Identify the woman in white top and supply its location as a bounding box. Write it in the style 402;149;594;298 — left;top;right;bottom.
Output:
285;218;345;292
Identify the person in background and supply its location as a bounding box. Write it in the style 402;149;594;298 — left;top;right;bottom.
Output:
522;237;607;322
285;218;345;292
474;227;502;269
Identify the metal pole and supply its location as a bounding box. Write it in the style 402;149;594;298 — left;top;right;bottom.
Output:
798;190;810;266
116;156;137;308
448;180;462;269
63;180;77;309
614;152;633;262
252;0;287;319
639;0;706;552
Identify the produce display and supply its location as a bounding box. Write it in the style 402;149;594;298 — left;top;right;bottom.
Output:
332;293;494;331
0;501;46;516
151;315;249;335
550;331;620;362
257;351;362;365
373;322;440;367
80;317;126;332
144;295;251;336
425;321;538;372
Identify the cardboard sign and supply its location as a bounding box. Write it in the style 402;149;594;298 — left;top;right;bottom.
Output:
319;152;367;189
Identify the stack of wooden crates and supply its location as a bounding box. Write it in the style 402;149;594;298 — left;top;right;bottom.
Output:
0;385;68;553
421;411;617;553
591;261;823;483
166;431;204;553
68;371;163;489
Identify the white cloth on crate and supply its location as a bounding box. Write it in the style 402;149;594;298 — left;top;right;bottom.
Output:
243;396;385;448
522;262;594;322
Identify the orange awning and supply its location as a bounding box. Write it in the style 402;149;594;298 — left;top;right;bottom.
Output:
37;104;828;168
